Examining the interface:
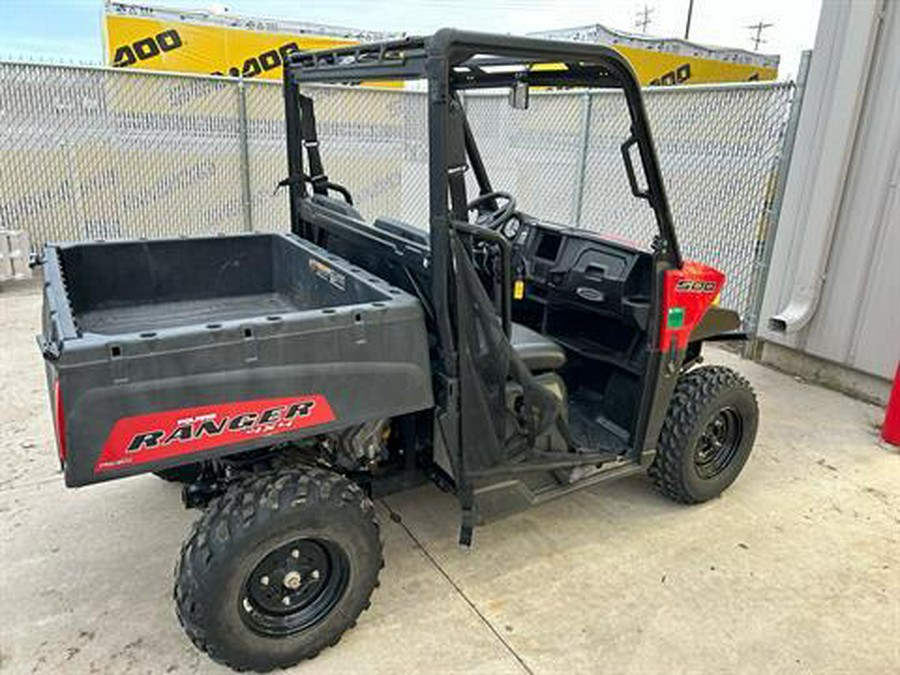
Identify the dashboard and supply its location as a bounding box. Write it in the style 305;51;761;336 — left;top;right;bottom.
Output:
507;214;655;364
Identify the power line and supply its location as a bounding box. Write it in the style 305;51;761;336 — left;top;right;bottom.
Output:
746;21;774;51
635;4;654;34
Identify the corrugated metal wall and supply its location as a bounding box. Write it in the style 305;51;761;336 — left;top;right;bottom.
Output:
759;0;899;382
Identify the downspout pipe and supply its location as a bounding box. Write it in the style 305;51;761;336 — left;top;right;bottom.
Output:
768;0;885;334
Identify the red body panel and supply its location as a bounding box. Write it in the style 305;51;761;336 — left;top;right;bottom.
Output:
883;364;900;446
53;380;67;463
660;261;726;351
94;395;335;473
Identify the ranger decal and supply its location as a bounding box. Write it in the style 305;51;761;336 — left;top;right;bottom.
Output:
94;395;335;473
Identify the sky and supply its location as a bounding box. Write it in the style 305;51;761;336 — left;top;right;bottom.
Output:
0;0;823;79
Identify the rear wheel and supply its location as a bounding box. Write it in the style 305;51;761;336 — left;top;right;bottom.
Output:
649;365;758;503
174;468;382;672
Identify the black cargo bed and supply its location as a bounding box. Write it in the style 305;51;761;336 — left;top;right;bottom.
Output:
40;233;433;487
54;233;387;337
78;293;300;334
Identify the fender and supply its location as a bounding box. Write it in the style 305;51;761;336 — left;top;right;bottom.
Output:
660;261;725;351
690;306;745;342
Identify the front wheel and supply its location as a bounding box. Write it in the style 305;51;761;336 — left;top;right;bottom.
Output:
649;365;758;504
174;468;382;672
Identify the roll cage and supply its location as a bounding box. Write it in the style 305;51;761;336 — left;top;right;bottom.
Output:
282;29;684;543
284;29;680;344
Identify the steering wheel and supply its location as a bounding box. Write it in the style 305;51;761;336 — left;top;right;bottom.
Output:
467;191;517;230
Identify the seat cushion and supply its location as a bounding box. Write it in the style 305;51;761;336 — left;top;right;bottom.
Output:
510;323;566;371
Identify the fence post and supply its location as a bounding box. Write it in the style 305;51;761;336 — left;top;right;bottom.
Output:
572;92;593;226
62;141;88;238
743;51;812;358
236;79;253;232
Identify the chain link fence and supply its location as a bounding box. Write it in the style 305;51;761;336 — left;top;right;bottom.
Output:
0;62;246;243
0;61;793;326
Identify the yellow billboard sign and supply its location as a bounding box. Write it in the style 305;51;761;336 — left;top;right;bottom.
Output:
104;4;778;87
103;2;397;81
616;46;777;85
531;24;779;85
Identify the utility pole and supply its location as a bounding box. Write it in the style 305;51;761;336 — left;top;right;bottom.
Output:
746;20;773;51
635;5;654;33
684;0;694;40
635;4;654;34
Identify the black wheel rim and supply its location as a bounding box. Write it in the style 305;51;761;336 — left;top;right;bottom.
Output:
240;538;350;638
695;406;743;480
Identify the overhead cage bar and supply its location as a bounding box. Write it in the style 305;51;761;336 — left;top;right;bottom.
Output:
285;29;630;90
286;36;430;81
283;27;682;268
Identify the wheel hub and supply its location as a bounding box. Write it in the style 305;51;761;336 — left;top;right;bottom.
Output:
695;406;743;479
240;537;350;637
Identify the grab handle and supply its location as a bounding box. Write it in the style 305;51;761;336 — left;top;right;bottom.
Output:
621;136;650;200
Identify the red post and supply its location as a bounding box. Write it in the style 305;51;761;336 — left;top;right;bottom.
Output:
883;363;900;446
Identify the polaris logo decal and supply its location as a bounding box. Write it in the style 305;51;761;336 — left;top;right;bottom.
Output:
675;279;717;293
309;259;346;291
575;287;605;303
95;396;335;473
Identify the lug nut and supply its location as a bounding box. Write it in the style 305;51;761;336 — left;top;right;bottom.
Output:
282;596;291;606
291;549;300;559
260;575;269;586
311;570;320;581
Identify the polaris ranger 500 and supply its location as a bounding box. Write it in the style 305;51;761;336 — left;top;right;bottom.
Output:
37;30;758;672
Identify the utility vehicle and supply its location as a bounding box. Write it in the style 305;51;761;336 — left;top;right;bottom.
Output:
38;29;758;672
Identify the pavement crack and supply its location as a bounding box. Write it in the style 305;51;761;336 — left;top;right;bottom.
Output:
380;498;534;675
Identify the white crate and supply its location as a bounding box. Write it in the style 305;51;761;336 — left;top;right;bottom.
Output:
0;231;32;282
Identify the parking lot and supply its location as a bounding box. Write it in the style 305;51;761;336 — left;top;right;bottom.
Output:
1;283;897;674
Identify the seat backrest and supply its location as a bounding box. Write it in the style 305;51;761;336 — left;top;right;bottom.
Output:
310;193;366;222
373;216;429;248
300;197;432;312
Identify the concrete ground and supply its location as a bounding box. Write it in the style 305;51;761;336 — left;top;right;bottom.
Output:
1;284;898;675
